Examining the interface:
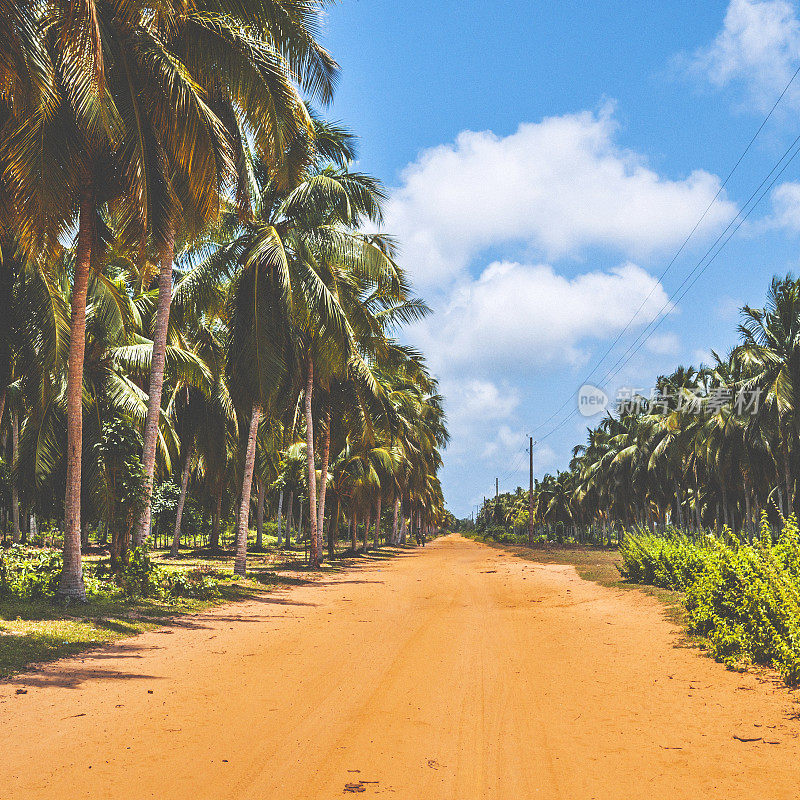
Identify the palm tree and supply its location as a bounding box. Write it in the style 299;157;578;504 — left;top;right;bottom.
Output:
132;1;334;545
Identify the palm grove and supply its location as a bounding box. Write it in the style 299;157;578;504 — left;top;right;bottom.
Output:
0;0;448;600
476;275;800;542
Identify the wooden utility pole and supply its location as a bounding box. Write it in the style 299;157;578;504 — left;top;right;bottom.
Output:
528;437;535;545
495;477;499;498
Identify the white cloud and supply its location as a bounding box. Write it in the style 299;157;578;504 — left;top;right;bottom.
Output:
714;294;744;319
686;0;800;110
481;425;528;461
388;107;735;288
645;332;681;355
438;378;521;461
693;348;715;365
770;180;800;230
448;379;520;422
409;260;673;375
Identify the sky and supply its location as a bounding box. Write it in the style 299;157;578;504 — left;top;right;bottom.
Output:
320;0;800;517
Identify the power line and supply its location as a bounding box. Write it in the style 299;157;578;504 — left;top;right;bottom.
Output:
498;445;528;484
536;128;800;445
529;64;800;440
591;131;800;393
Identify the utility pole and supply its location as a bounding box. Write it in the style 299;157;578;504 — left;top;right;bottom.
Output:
528;437;535;545
495;477;499;498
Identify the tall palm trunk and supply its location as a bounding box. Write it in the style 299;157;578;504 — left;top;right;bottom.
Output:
316;409;330;559
234;403;261;576
350;511;357;551
328;493;339;559
298;497;304;545
721;485;730;529
276;488;284;547
744;483;753;541
391;495;399;545
255;479;265;549
362;509;370;552
373;495;382;548
134;232;176;546
285;491;293;548
674;480;683;528
783;440;793;517
210;488;222;551
11;405;20;543
0;390;5;437
58;188;94;600
304;357;320;567
170;445;192;557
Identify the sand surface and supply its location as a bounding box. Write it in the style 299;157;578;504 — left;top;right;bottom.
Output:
1;533;798;799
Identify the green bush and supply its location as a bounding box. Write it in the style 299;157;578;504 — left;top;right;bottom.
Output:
164;567;221;599
120;544;163;598
0;544;222;604
620;515;800;684
0;545;63;598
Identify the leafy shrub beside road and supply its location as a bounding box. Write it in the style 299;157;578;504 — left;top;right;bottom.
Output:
620;516;800;684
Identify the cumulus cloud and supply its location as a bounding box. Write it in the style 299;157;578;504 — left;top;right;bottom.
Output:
409;260;673;375
388;107;735;288
769;180;800;230
439;379;520;458
645;332;681;355
481;425;528;461
447;379;520;422
685;0;800;110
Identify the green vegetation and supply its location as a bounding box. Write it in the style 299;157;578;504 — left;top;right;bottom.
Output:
0;539;419;677
620;516;800;684
467;275;800;547
0;0;451;630
459;274;800;688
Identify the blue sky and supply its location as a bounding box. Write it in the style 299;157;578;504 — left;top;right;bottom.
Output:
321;0;800;517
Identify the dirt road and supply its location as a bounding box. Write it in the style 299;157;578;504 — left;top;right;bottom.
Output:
1;534;799;799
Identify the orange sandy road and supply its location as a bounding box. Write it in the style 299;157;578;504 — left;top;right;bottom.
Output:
0;534;799;799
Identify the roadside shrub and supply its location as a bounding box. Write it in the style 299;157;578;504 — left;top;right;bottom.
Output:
0;545;63;598
164;567;221;599
621;515;800;685
120;544;163;598
619;527;715;590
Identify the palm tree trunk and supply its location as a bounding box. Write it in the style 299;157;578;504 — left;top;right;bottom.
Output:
362;509;370;552
722;485;730;529
0;390;5;437
11;405;20;543
304;357;320;567
328;493;338;560
170;445;192;557
234;403;261;576
210;488;222;551
295;496;302;544
784;444;793;517
744;484;753;541
58;187;94;600
255;479;265;550
373;495;382;548
391;495;399;545
285;491;293;548
350;511;357;551
134;231;176;546
276;488;284;547
316;408;330;557
675;480;683;529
